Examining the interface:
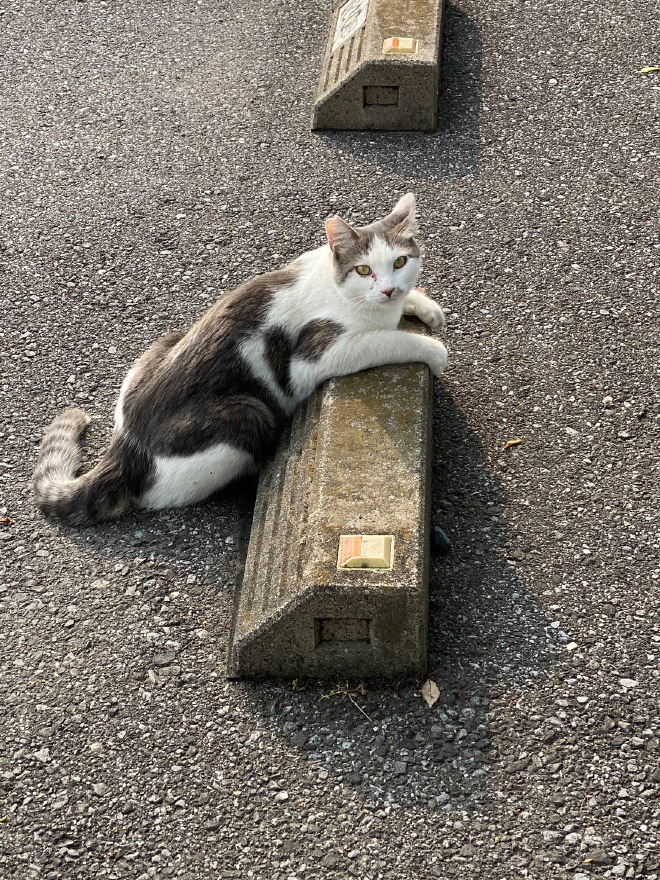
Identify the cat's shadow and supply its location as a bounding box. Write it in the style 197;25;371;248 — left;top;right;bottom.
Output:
316;3;483;180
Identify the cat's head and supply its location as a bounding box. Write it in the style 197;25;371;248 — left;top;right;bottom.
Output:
325;193;421;308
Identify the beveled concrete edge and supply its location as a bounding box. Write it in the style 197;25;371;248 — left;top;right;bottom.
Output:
312;61;440;132
227;570;429;679
226;529;253;680
419;360;434;672
225;450;289;678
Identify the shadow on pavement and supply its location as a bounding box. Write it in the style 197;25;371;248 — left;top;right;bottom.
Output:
316;3;482;180
237;386;560;814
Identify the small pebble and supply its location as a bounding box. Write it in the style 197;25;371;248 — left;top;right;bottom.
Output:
152;651;176;667
430;525;451;555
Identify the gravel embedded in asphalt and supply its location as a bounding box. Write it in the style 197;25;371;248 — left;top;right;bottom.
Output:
1;0;659;878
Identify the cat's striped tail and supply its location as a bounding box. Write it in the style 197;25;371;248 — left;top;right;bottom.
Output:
32;408;132;525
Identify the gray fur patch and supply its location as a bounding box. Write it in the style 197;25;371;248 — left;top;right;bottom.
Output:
32;408;90;488
120;263;301;459
332;228;374;283
295;319;344;361
377;224;421;259
264;325;294;394
33;409;143;526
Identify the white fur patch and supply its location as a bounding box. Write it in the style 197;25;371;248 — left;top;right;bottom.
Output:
239;336;297;414
264;242;419;338
402;289;446;329
290;325;447;399
264;247;341;334
113;365;138;433
139;443;255;509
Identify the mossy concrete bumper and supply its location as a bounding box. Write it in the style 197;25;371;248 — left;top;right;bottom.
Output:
228;323;433;679
312;0;445;131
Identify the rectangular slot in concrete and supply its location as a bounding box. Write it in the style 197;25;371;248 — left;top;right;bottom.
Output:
313;0;445;131
315;617;372;645
363;85;400;106
227;318;432;680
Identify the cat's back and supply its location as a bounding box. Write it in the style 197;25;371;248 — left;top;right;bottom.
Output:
199;263;302;335
259;246;337;332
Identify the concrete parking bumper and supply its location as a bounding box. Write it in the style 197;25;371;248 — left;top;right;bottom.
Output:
228;319;433;680
313;0;445;131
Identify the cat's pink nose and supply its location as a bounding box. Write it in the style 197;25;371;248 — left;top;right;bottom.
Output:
382;288;394;298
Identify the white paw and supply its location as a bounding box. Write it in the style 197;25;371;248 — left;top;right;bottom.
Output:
418;304;446;330
404;290;446;330
425;339;448;377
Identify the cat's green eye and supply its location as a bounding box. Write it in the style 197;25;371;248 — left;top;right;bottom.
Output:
393;255;408;269
355;264;371;276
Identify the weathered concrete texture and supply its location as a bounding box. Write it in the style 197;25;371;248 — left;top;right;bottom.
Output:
313;0;445;131
228;320;433;679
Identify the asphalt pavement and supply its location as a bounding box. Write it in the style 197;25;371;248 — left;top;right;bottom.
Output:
1;1;659;878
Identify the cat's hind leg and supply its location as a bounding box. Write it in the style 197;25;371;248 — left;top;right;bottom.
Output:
138;395;279;511
139;443;256;510
114;332;185;433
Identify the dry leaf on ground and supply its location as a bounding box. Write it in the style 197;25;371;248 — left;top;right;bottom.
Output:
636;66;660;74
421;679;440;708
500;438;523;452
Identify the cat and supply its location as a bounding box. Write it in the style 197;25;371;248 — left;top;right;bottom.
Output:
33;193;448;525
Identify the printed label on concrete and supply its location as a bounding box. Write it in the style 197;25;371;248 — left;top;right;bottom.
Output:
332;0;369;52
228;319;433;680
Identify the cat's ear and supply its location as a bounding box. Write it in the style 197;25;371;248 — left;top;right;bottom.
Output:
325;216;359;254
382;192;417;232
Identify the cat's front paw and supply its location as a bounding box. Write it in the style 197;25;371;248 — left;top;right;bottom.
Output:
424;339;448;377
404;289;446;330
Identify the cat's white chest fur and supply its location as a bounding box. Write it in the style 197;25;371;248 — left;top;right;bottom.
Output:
265;243;409;335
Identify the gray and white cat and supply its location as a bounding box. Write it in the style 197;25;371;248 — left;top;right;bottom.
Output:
33;193;447;525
